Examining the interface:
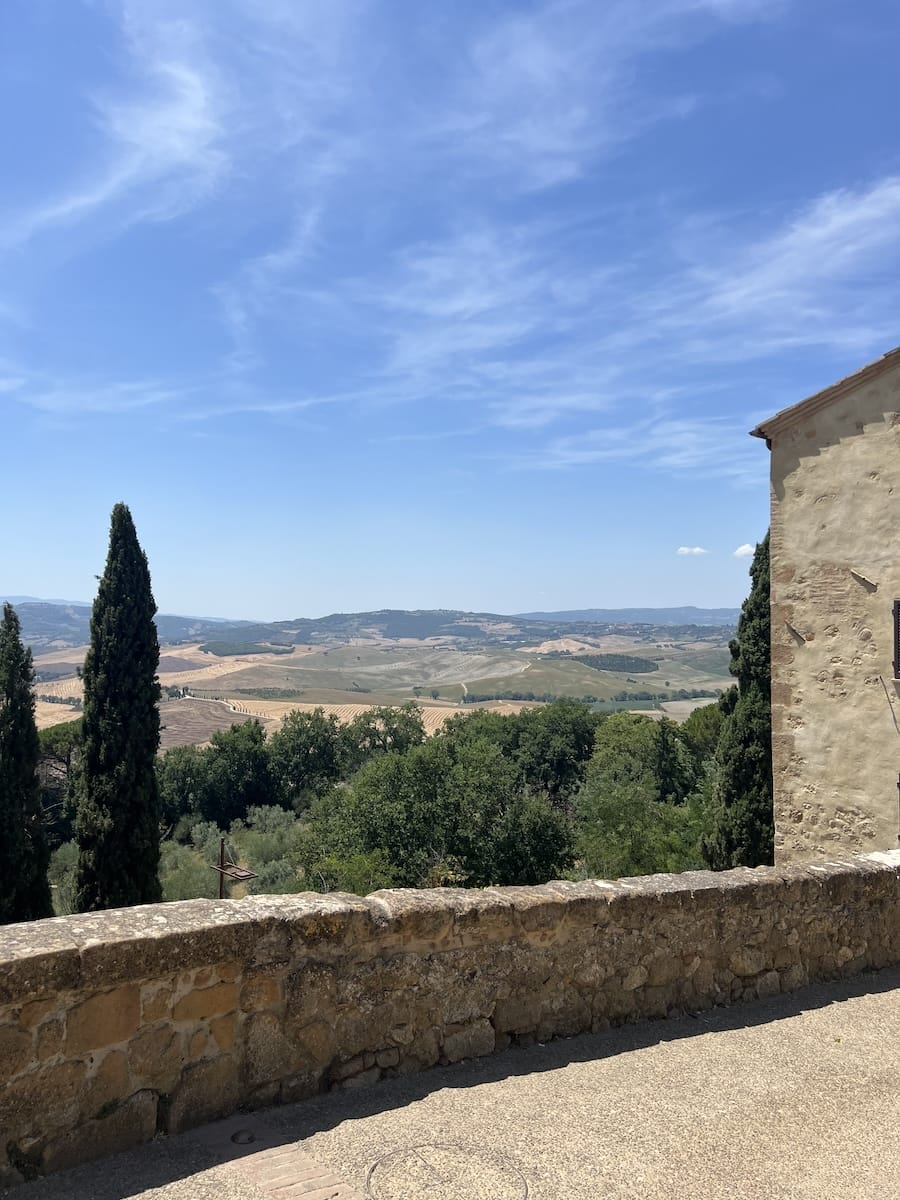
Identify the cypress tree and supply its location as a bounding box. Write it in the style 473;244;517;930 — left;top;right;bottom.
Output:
0;603;52;923
74;504;162;910
702;532;774;869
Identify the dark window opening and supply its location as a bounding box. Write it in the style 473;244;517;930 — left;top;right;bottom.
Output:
894;600;900;679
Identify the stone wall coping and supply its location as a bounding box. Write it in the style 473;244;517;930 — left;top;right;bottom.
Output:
1;852;897;1006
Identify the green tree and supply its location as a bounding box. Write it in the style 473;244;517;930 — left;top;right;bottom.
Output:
340;702;426;774
268;707;343;810
680;702;725;765
307;733;573;889
576;712;701;879
702;532;774;869
201;720;274;826
447;739;572;885
156;743;211;833
0;603;52;922
74;504;162;910
655;716;697;804
38;718;83;849
510;700;603;807
440;700;603;809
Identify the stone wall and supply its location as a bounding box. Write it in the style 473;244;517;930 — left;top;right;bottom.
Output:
766;352;900;862
2;851;898;1185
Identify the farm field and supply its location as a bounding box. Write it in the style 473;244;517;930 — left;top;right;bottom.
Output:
29;620;734;742
33;701;81;731
158;697;279;750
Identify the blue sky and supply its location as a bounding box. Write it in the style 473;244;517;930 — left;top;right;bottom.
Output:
2;0;898;620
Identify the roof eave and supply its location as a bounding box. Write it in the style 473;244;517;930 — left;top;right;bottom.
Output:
748;346;900;444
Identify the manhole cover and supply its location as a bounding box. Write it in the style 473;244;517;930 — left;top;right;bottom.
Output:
366;1143;528;1200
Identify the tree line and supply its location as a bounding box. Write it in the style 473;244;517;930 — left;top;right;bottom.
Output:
0;504;773;922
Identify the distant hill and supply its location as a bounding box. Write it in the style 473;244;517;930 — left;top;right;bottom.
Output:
1;594;91;607
516;607;742;626
13;601;736;652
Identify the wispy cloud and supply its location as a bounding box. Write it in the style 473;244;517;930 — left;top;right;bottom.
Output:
1;8;228;251
5;0;897;496
11;375;186;416
631;176;900;363
505;411;762;483
677;546;710;556
442;0;782;190
733;543;755;557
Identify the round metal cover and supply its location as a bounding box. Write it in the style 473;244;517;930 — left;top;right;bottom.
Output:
366;1143;528;1200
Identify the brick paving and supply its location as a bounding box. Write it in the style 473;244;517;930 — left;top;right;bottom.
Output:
190;1116;364;1200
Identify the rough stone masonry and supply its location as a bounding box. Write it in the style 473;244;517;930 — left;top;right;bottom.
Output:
1;850;898;1186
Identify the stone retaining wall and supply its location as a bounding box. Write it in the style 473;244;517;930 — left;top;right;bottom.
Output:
2;851;898;1185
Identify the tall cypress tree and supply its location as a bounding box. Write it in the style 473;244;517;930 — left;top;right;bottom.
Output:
0;603;52;923
702;532;774;869
74;504;162;910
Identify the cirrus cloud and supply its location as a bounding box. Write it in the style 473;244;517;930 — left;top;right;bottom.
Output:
677;546;709;555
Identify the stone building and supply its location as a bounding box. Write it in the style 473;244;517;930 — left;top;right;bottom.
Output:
753;346;900;863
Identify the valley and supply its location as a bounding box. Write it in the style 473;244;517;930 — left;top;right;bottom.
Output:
25;604;736;745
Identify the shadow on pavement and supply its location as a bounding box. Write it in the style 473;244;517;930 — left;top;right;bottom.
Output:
262;966;900;1141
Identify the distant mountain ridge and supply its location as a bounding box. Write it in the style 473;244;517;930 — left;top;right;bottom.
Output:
11;599;738;652
1;595;91;607
516;606;741;626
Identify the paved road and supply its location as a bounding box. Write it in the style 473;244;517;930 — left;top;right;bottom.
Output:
6;969;899;1200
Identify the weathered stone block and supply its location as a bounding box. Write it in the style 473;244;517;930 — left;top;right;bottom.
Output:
290;1018;337;1070
210;1013;237;1052
42;1090;157;1174
172;981;238;1021
36;1017;64;1061
334;1001;397;1057
492;995;538;1034
645;955;684;987
399;1027;440;1072
285;962;338;1021
339;1065;381;1089
622;964;648;990
0;1060;87;1134
67;985;140;1054
244;1011;298;1086
141;980;174;1023
165;1055;241;1134
0;1023;34;1078
84;1050;130;1118
280;1069;323;1102
128;1024;183;1085
188;1029;209;1058
240;970;283;1012
0;922;81;1007
755;970;781;999
729;946;769;978
18;999;58;1029
331;1054;367;1082
443;1019;494;1063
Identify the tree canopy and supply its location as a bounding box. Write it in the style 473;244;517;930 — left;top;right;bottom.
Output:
74;504;162;910
0;603;52;923
702;532;774;869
